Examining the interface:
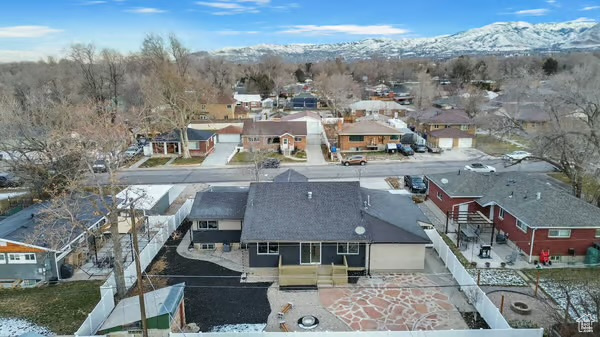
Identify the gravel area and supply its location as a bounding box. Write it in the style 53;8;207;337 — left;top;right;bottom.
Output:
145;225;272;332
467;269;527;286
484;287;558;331
537;279;598;320
0;318;53;337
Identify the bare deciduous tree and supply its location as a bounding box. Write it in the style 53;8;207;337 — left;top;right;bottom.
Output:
314;73;359;117
412;70;437;110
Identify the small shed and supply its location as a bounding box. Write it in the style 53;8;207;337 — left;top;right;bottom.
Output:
98;283;186;335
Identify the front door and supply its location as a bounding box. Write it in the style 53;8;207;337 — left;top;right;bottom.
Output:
281;137;289;150
458;203;469;223
300;243;321;264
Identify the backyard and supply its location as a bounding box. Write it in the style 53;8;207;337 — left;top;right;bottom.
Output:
0;281;102;335
475;134;523;156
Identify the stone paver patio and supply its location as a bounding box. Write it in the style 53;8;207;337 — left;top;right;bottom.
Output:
319;274;468;331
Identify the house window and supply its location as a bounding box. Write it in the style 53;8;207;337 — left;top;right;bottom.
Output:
434;124;440;129
268;137;281;144
390;135;399;140
294;137;303;142
226;104;232;109
199;115;209;120
596;229;600;238
460;125;469;131
548;229;571;238
247;137;259;142
499;208;505;219
257;242;279;255
188;142;199;150
199;243;215;250
224;116;229;120
196;220;218;230
7;253;36;264
349;135;364;142
437;191;443;200
0;254;5;264
516;219;527;233
201;104;207;110
337;242;359;255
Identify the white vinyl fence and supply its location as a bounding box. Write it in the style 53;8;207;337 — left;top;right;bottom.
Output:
75;199;193;336
171;329;543;337
424;229;516;331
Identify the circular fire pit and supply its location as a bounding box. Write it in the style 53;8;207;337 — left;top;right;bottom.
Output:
510;301;532;315
298;315;319;330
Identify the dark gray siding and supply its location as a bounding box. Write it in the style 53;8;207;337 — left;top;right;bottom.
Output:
247;242;366;268
0;252;57;281
192;230;241;244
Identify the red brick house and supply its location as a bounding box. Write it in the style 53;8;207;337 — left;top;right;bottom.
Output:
242;121;307;153
425;171;600;263
151;128;216;157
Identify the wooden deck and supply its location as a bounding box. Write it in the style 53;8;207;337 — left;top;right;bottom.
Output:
278;256;348;287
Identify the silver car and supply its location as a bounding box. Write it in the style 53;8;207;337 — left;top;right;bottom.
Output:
464;163;496;173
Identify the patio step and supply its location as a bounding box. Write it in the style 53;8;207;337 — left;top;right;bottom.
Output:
317;279;333;288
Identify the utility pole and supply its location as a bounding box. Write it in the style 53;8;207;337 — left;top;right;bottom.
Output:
130;204;149;337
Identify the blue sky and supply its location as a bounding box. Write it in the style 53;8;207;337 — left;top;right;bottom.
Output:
0;0;599;62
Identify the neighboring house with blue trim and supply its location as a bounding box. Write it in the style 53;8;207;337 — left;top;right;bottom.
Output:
291;93;318;109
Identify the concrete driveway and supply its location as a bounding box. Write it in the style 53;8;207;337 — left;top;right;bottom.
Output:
201;143;238;167
306;134;327;165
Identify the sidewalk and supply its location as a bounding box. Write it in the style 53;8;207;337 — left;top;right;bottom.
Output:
176;231;245;272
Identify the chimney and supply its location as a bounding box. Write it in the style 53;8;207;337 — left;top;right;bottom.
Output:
337;118;343;131
307;191;312;199
367;195;371;207
536;192;541;200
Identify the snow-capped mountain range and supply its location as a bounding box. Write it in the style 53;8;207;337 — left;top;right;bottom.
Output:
206;21;600;62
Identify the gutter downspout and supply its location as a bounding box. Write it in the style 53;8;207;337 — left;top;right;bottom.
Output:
367;243;372;276
528;228;537;263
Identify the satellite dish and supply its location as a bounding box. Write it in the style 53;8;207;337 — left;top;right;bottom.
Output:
441;178;449;184
354;226;366;235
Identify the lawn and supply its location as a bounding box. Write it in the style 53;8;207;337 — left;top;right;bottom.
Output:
0;281;102;334
343;151;404;161
229;151;304;164
139;157;170;168
172;157;205;165
475;134;523;156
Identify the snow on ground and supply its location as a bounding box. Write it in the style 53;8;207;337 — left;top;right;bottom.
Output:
0;192;27;201
467;269;527;286
0;318;53;337
537;279;597;320
210;323;266;333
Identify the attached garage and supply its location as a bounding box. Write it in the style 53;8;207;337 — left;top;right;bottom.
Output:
217;125;242;144
369;244;426;271
428;128;475;149
281;111;323;135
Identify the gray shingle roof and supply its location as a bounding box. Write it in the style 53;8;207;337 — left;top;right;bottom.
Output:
428;128;475;139
273;169;308;182
188;190;248;220
241;182;369;242
426;171;600;229
158;128;216;142
339;121;402;135
242;121;307;136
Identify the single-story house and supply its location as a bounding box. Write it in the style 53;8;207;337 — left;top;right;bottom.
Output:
427;128;476;149
273;169;309;183
0;195;109;286
425;171;600;263
337;121;403;152
291;92;318;109
280;111;323;135
234;94;262;110
242;121;307;153
186;170;432;285
216;125;243;144
500;103;551;132
98;283;185;336
349;100;409;118
151;129;216;157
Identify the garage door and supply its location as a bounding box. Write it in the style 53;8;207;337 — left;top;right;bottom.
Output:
438;138;453;149
307;120;323;135
457;138;473;148
369;244;425;271
217;134;241;143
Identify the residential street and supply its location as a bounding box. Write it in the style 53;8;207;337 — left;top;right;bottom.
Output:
108;159;555;185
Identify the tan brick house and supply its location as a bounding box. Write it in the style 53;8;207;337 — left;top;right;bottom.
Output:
196;95;236;120
338;121;403;152
242;121;307;153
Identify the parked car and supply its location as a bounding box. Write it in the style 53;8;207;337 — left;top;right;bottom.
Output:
503;151;532;161
411;144;428;153
464;163;496;173
92;160;108;173
0;172;21;188
397;144;414;156
259;158;280;169
342;155;367;166
404;175;427;193
124;146;142;158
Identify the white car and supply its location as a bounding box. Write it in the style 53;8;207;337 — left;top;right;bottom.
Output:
464;163;496;173
124;146;142;158
503;151;532;161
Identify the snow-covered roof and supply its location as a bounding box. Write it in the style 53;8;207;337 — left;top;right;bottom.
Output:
350;100;405;111
116;185;173;211
234;94;262;103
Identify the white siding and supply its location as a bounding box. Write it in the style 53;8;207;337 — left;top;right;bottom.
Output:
370;244;425;271
218;220;242;230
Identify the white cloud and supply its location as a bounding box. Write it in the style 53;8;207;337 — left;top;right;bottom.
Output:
216;30;259;35
196;0;270;15
572;17;597;22
280;24;409;36
0;26;63;38
83;1;107;5
581;5;600;11
514;8;550;16
126;7;166;14
546;0;556;3
196;2;243;9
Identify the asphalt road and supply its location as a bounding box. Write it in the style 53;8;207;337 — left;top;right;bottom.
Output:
109;159;555;185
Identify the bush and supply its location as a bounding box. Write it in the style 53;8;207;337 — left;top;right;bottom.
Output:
440;232;472;268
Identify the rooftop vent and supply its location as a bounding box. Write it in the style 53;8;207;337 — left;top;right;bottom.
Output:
307;191;312;199
536;192;541;200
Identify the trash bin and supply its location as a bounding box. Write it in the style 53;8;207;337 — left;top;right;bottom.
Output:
223;243;231;252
